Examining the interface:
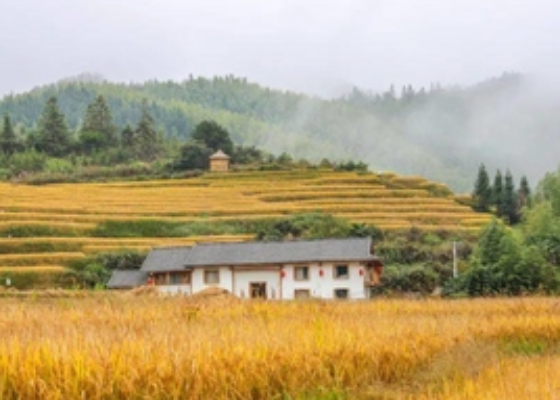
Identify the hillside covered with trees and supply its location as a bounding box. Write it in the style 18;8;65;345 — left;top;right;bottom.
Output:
0;73;554;191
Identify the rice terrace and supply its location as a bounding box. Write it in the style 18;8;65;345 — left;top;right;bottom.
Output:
0;170;489;289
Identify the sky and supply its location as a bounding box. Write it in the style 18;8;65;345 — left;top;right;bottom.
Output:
1;0;560;97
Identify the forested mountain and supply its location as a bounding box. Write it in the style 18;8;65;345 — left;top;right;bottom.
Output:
0;73;555;191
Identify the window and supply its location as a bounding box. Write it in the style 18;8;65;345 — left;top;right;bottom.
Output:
204;270;220;284
294;266;309;281
170;272;190;285
334;265;349;279
294;289;311;299
155;273;167;285
334;289;349;299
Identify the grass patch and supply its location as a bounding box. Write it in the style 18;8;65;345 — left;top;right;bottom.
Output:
499;338;549;356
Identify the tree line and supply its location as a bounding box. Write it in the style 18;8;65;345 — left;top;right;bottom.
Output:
472;163;530;225
0;73;540;191
0;95;368;181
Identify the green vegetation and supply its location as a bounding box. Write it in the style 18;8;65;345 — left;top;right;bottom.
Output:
472;163;530;225
0;73;536;191
68;251;146;288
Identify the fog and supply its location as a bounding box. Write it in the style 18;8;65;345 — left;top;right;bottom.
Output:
1;0;560;187
2;0;560;96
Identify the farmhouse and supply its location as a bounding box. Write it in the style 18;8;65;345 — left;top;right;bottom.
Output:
108;237;383;300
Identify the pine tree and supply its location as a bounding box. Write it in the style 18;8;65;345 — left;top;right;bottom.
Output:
473;163;492;212
121;124;135;149
79;95;116;152
492;169;504;216
135;100;161;161
518;175;531;210
0;114;18;155
36;97;71;157
502;170;518;224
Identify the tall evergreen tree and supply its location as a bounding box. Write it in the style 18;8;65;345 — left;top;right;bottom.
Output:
36;97;71;157
79;95;116;152
492;169;504;215
473;163;492;212
518;175;531;210
135;100;161;161
0;114;18;155
502;170;518;224
121;124;135;149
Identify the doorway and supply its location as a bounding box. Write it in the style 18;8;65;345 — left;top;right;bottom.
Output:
249;282;267;299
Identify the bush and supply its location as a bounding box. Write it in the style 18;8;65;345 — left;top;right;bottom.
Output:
0;269;70;290
68;250;147;288
381;264;440;294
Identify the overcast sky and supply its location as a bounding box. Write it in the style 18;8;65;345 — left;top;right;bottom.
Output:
1;0;559;97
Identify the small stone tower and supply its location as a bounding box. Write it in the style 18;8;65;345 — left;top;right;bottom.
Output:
209;149;230;172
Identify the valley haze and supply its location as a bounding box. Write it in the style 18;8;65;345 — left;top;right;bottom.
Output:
1;0;559;189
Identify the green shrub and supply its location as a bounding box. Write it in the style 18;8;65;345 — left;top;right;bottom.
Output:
0;270;70;290
381;264;440;294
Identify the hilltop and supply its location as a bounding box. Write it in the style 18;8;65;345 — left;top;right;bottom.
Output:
0;73;552;191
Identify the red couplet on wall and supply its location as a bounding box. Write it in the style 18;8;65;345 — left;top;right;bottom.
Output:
319;269;324;277
280;270;286;278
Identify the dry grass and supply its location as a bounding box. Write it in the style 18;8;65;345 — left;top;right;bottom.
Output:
0;297;559;399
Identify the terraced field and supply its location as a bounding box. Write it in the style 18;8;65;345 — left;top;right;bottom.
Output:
0;170;491;287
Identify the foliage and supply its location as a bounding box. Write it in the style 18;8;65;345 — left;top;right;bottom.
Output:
191;120;233;155
5;150;47;175
380;264;441;294
35;97;72;157
473;166;526;225
472;163;492;212
492;169;503;214
502;170;518;224
79;95;117;153
334;160;368;172
444;220;560;296
0;114;19;156
170;140;212;171
518;175;531;210
68;250;146;288
134;100;162;161
0;73;536;191
255;213;380;241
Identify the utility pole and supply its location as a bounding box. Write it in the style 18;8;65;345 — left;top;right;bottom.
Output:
452;241;458;278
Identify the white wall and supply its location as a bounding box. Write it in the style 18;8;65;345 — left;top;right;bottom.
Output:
157;284;192;295
157;263;367;300
281;262;366;300
191;266;233;294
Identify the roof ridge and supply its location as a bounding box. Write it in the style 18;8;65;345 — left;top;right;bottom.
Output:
191;236;371;247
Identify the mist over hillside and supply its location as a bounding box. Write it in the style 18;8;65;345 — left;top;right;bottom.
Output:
0;73;556;191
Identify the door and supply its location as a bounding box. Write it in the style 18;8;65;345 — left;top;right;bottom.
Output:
249;282;267;299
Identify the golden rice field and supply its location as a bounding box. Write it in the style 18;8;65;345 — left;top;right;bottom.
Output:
0;297;559;399
0;170;491;283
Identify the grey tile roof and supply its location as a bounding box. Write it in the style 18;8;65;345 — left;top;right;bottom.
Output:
140;247;192;272
107;270;148;289
138;237;378;273
186;237;377;267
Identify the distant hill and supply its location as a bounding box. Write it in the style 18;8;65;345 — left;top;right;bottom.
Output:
0;73;554;191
